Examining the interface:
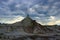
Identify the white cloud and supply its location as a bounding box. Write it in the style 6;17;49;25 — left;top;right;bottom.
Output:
56;20;60;25
48;0;54;2
8;16;24;24
41;6;49;10
32;4;50;13
15;4;21;8
49;16;55;20
29;8;35;12
38;14;45;17
54;2;60;5
47;20;60;25
0;16;24;24
34;4;40;8
48;6;59;16
36;20;46;25
47;16;56;25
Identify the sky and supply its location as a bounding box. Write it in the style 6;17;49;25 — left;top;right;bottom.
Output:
0;0;60;25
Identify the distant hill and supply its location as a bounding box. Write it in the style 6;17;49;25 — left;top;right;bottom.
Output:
12;14;43;33
0;14;59;34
